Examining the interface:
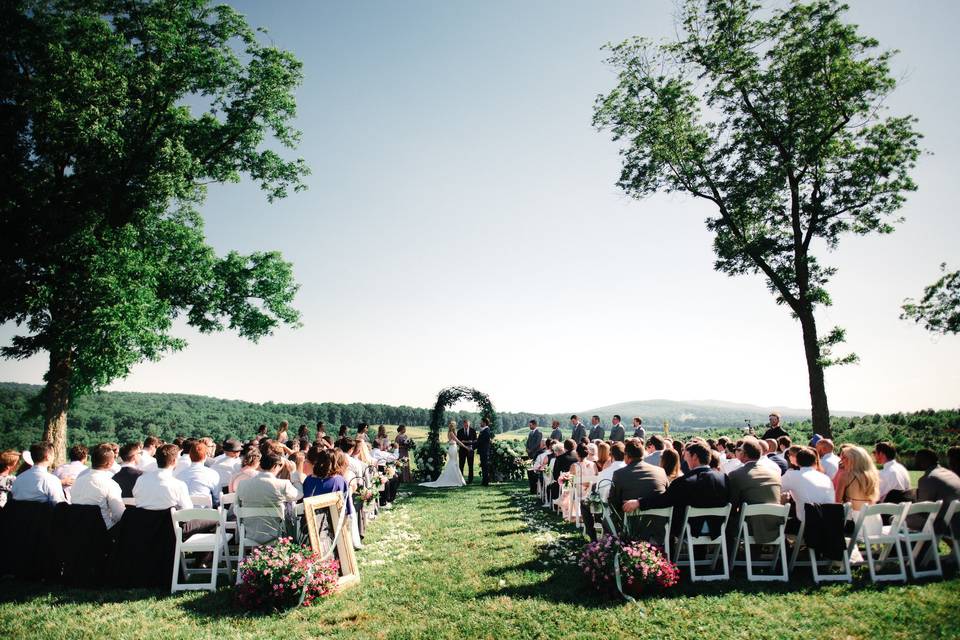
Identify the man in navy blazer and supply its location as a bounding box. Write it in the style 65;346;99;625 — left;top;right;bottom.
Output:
629;442;730;540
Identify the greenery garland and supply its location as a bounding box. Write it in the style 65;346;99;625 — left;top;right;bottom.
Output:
418;386;498;481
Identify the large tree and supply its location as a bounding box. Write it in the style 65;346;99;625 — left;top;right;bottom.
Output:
593;0;921;438
1;0;308;462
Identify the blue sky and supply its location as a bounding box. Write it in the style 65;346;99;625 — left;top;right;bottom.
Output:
1;0;958;414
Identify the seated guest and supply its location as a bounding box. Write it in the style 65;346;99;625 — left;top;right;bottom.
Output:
660;448;681;484
644;435;665;466
561;444;596;522
948;446;960;478
781;447;835;531
11;442;66;504
235;448;303;544
727;438;782;543
874;441;911;501
175;441;222;507
337;437;367;491
581;442;627;541
229;449;262;493
174;438;194;473
608;438;668;533
289;451;308;488
764;439;789;475
106;443;122;474
816;439;840;479
835;445;881;535
550;440;578;501
720;442;743;474
908;448;960;533
303;449;353;516
132;444;193;510
211;439;243;489
632;442;729;540
756;440;781;475
138;435;161;472
595;442;611;472
533;439;555;473
71;443;126;529
112;443;144;498
0;450;21;508
55;444;89;485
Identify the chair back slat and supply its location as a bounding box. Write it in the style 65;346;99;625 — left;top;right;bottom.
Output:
741;503;790;518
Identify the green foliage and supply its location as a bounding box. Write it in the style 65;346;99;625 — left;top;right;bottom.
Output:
0;0;307;431
423;386;498;481
902;263;960;335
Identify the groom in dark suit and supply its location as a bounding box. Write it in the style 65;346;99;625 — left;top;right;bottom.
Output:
477;418;494;486
457;419;478;483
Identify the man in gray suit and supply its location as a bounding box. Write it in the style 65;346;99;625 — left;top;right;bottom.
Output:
909;448;960;533
608;438;668;541
609;415;626;442
632;417;646;440
549;420;563;441
644;434;665;466
727;438;782;543
588;415;605;441
569;415;587;444
236;447;303;543
525;420;544;494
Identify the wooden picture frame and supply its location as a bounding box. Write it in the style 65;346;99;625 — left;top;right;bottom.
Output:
302;493;360;588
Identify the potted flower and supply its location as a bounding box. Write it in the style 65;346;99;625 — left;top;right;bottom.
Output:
235;537;340;611
579;534;679;599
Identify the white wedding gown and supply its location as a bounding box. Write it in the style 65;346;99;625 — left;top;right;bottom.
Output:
420;441;466;488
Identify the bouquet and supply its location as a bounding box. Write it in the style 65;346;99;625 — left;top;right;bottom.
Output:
579;534;679;597
558;472;573;491
235;537;340;611
384;463;397;479
354;486;379;507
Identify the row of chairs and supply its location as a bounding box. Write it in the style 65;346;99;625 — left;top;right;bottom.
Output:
535;465;959;583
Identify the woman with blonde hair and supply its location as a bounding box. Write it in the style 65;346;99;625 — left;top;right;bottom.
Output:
595;442;611;472
836;444;882;536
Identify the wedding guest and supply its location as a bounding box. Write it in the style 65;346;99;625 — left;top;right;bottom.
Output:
595;442;612;472
0;450;21;508
11;442;65;504
909;448;960;533
255;424;268;440
644;435;665;466
289;451;308;488
632;417;645;440
781;447;835;532
586;443;599;464
338;424;348;438
175;441;221;507
549;420;563;441
765;439;789;475
588;415;605;441
303;449;353;517
235;449;303;544
337;437;367;491
276;421;290;446
816;439;840;479
533;439;555;476
948;446;960;477
71;443;125;529
550;440;578;501
660;448;681;484
297;424;310;442
55;444;89;487
727;438;782;543
874;441;911;501
132;444;193;510
229;449;262;493
609;415;626;442
175;438;195;473
139;436;161;472
569;416;587;444
356;423;370;443
784;445;804;471
582;442;627;541
756;440;781;475
112;443;144;498
720;443;743;474
835;445;880;533
761;412;789;440
211;439;243;489
199;437;216;467
608;438;667;531
561;444;596;521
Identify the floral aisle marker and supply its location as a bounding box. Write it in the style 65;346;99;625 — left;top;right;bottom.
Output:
235;537;340;612
580;534;680;606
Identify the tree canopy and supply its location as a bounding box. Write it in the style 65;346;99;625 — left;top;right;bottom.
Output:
593;0;921;437
901;263;960;335
0;0;308;461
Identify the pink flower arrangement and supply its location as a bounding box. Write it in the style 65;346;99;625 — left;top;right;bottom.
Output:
579;534;679;595
235;537;340;611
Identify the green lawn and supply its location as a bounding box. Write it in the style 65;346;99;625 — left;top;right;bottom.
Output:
1;482;958;640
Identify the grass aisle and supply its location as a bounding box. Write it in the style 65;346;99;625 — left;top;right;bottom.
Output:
2;482;960;639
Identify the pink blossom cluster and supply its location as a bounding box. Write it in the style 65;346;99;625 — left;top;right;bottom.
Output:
578;534;680;594
235;537;340;611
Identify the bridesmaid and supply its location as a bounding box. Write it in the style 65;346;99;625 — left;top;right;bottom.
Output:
395;425;413;482
375;425;390;451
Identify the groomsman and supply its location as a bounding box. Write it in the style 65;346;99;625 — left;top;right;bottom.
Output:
632;417;646;440
569;415;587;444
525;420;543;459
609;415;626;442
588;415;605;441
549;420;563;441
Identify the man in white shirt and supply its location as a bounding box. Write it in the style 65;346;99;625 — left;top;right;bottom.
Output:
781;448;835;527
71;443;125;529
337;437;367;490
138;436;160;472
211;439;243;489
756;440;781;474
12;442;66;504
54;444;88;500
874;441;911;500
175;441;222;507
132;444;194;510
580;442;628;541
371;442;398;465
816;439;840;479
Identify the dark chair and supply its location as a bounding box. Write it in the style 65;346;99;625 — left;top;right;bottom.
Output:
106;507;175;588
53;503;110;586
0;499;59;581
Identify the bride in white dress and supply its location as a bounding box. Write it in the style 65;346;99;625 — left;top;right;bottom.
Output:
420;421;467;488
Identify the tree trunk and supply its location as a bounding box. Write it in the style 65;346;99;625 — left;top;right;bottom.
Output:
798;309;832;440
42;350;72;466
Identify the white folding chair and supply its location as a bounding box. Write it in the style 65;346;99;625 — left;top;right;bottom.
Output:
899;500;944;579
191;494;213;509
674;505;731;582
938;499;960;568
731;503;789;581
624;506;673;560
789;503;852;583
171;507;231;593
235;506;283;581
219;492;238;563
122;497;136;507
847;502;908;583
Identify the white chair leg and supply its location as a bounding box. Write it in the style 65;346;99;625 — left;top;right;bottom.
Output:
744;535;754;580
